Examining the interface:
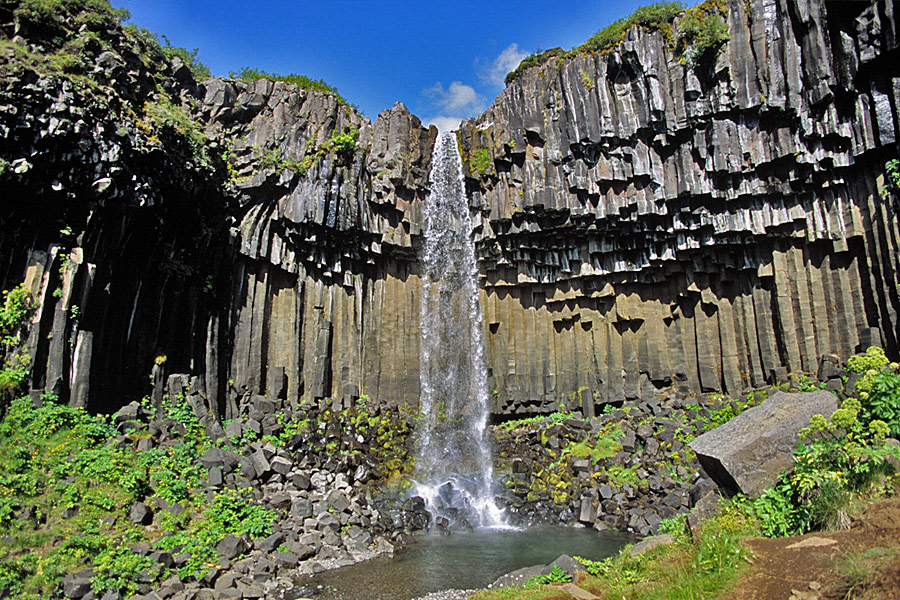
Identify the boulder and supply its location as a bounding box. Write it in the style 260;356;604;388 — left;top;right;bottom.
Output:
490;564;552;588
688;391;838;497
630;534;676;557
216;534;249;560
129;502;153;525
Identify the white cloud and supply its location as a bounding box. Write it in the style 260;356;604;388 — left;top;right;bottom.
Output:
478;43;529;87
427;117;463;132
424;81;485;114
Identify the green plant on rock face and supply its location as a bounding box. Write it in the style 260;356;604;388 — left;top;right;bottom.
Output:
91;540;158;597
139;88;213;171
161;392;200;433
13;0;130;39
155;488;277;578
297;125;360;173
673;0;730;70
793;374;824;392
0;286;34;404
886;159;900;189
848;346;890;376
504;47;566;84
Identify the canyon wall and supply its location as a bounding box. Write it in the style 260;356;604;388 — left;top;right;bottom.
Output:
458;0;900;414
0;0;898;418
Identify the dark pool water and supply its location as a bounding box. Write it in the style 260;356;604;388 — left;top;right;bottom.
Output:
297;526;633;600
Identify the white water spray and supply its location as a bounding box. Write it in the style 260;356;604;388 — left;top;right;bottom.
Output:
413;131;506;530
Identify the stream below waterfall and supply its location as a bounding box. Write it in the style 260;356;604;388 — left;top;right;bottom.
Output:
296;526;633;600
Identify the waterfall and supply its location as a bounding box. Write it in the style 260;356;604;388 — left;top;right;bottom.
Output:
413;130;505;531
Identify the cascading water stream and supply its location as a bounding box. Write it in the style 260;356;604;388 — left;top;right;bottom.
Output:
413;130;506;530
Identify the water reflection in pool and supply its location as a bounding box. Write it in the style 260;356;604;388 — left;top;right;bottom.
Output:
298;526;633;600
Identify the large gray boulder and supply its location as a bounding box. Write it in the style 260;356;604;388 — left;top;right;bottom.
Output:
688;391;838;497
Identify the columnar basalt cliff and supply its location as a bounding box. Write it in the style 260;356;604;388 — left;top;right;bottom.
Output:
0;0;897;419
460;0;900;414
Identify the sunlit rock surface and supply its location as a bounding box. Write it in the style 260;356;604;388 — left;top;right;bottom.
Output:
0;0;897;416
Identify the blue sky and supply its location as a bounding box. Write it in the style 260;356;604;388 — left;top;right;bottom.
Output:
116;1;652;129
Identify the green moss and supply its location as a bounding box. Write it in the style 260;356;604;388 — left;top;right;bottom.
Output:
471;148;491;174
504;0;730;84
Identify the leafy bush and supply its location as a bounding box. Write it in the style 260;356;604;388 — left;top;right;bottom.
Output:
0;286;34;404
739;387;899;537
673;0;730;69
293;126;360;174
91;541;158;597
228;67;349;105
155;488;277;578
887;159;900;189
864;370;900;436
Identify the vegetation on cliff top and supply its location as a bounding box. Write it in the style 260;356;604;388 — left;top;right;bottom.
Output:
505;0;730;84
228;66;351;107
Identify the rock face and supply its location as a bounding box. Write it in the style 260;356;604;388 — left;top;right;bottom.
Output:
0;0;898;417
689;390;838;496
460;0;900;414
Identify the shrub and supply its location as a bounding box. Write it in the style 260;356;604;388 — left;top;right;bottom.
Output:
140;89;214;171
886;159;900;189
848;346;890;376
863;370;900;436
155;488;277;578
740;390;900;537
91;542;158;597
673;0;730;69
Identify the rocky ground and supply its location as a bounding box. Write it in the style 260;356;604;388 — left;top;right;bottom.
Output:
15;361;862;600
490;367;853;538
731;496;900;600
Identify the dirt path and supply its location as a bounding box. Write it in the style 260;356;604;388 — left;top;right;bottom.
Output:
730;498;900;600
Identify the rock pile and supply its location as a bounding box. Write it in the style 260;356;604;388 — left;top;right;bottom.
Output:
54;387;422;600
493;363;861;537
